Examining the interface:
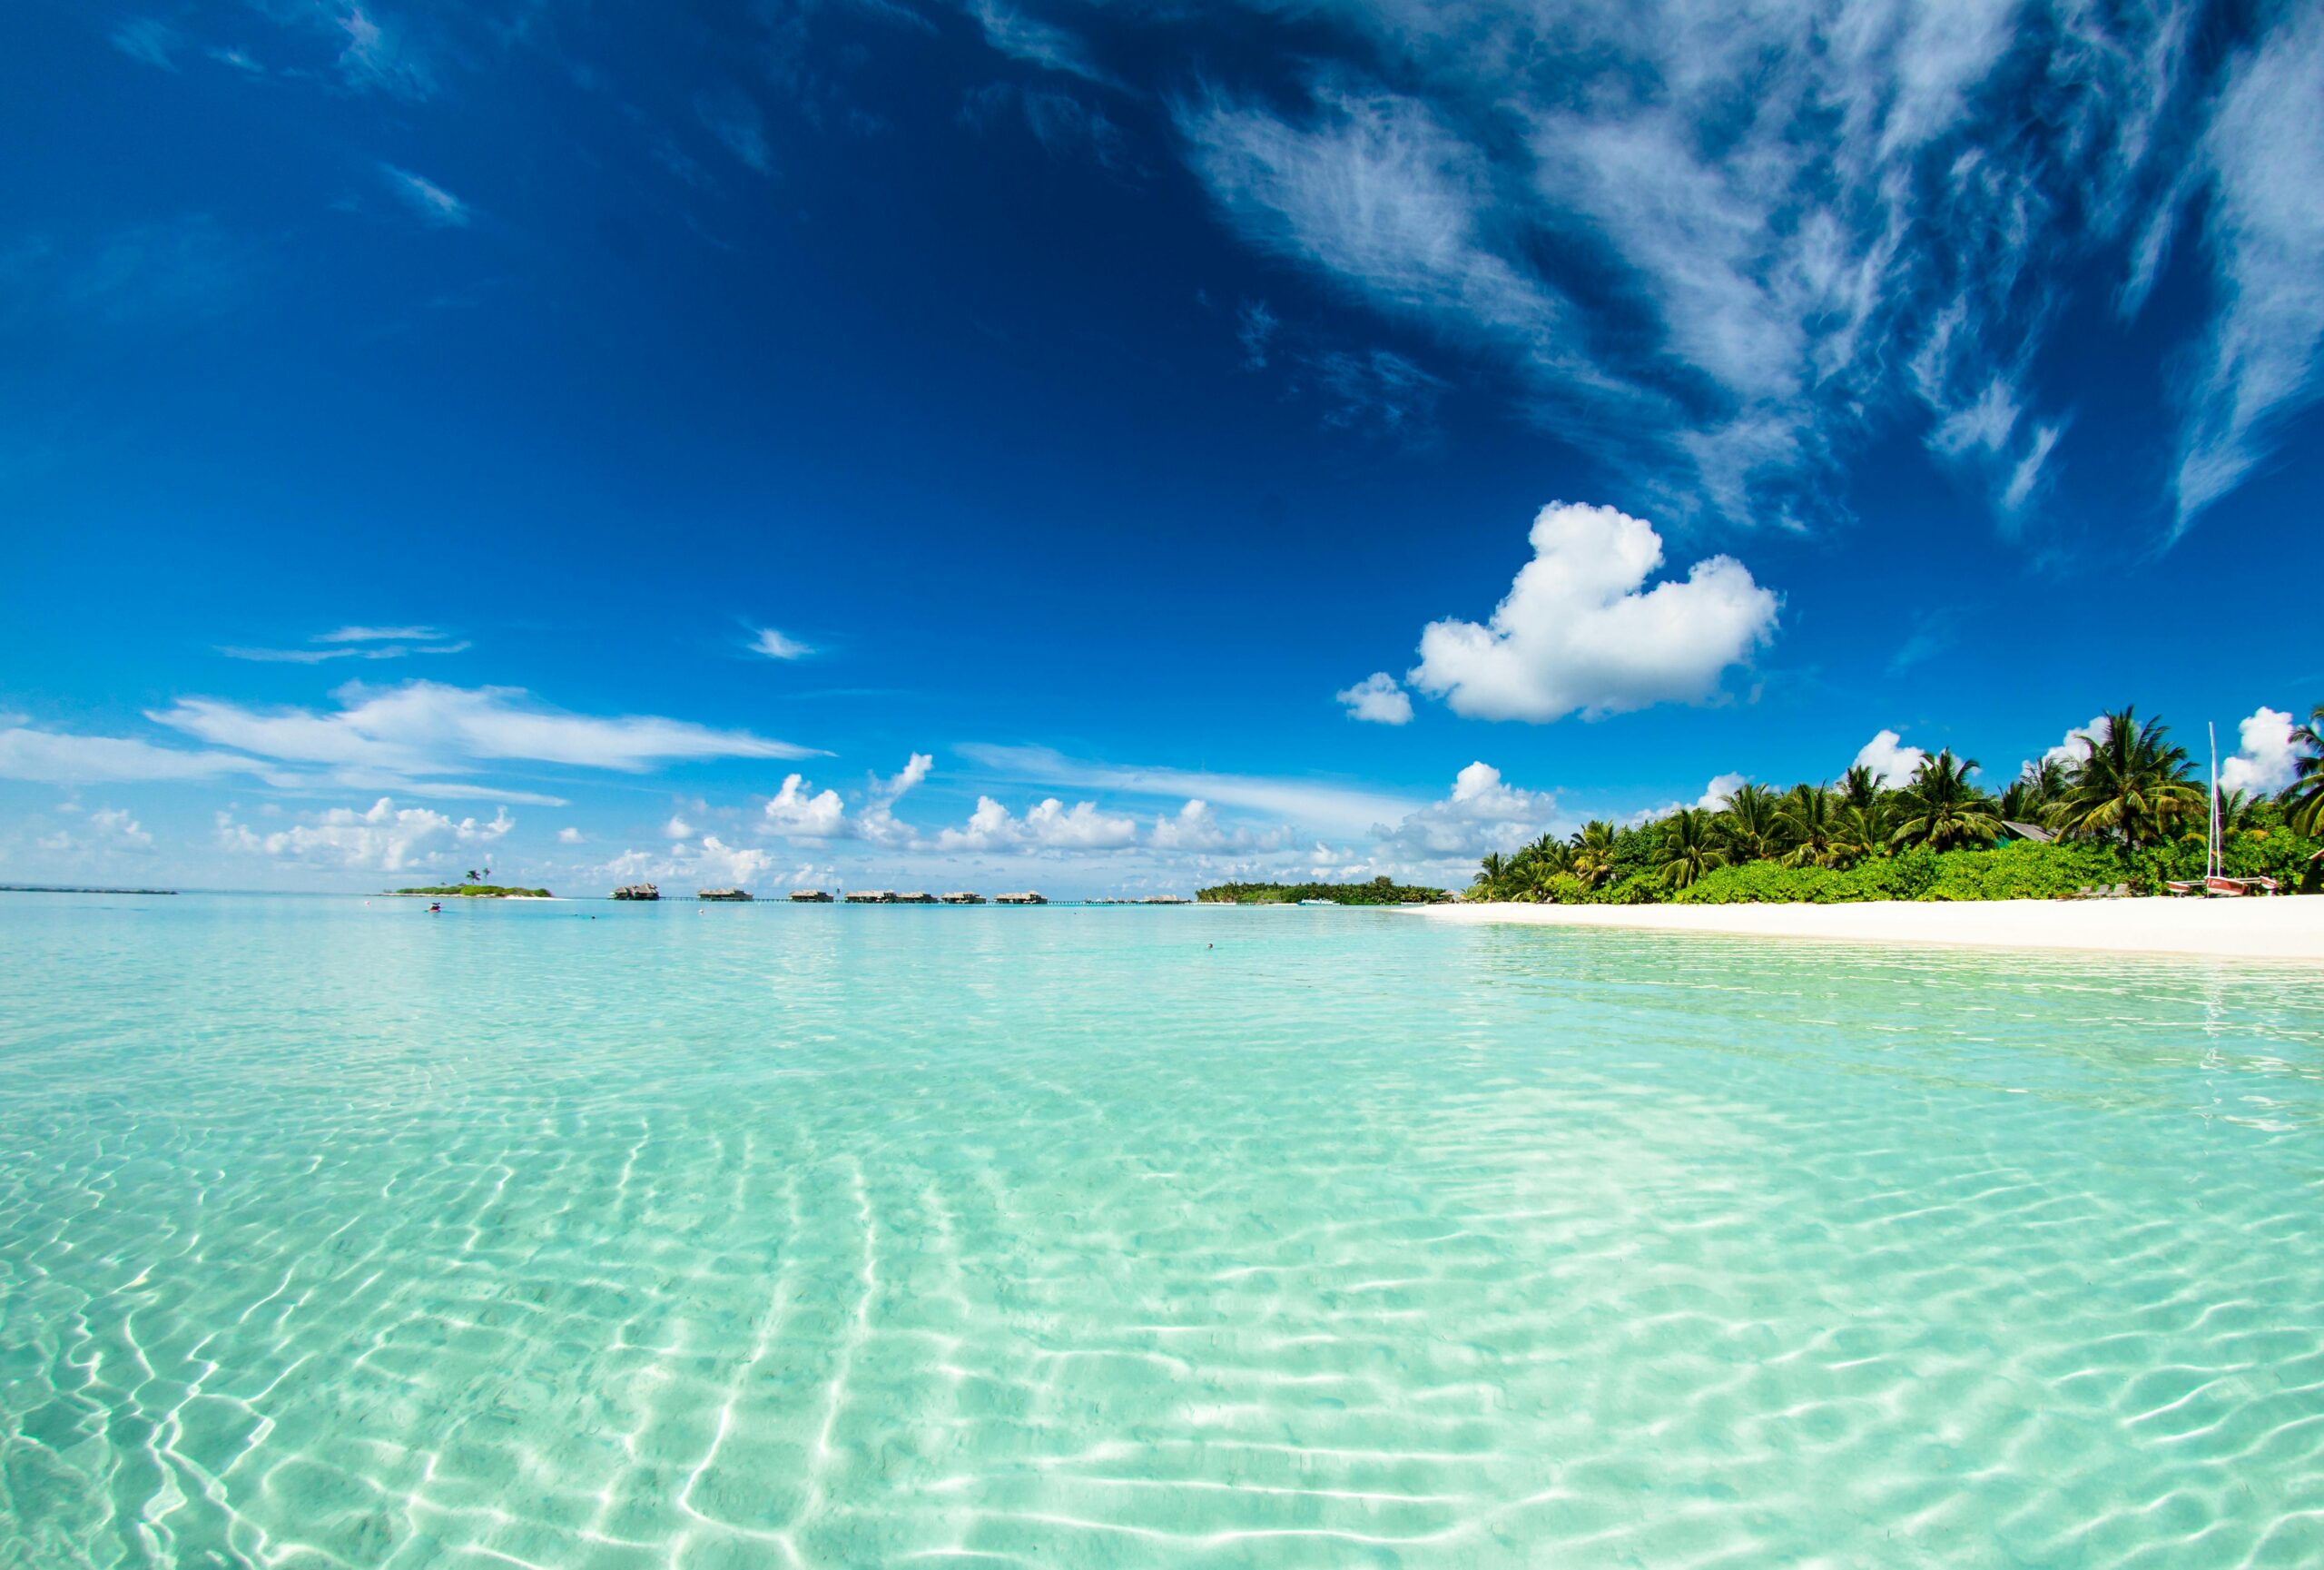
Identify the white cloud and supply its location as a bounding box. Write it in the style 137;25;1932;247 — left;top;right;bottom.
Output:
320;625;448;643
1169;0;2214;533
933;795;1139;853
218;797;511;873
338;5;432;97
1178;85;1588;400
856;752;934;846
220;626;468;664
762;774;847;838
1407;502;1778;722
0;726;274;785
971;0;1115;85
1852;729;1927;788
151;680;816;775
2173;5;2324;534
37;805;156;858
1697;771;1748;811
557;826;584;844
110;18;179;69
697;85;773;175
692;834;773;887
1148;799;1289;854
2043;715;2109;767
1335;672;1413;725
958;744;1419;837
2220;706;2303;795
380;165;470;227
665;815;694;840
748;627;812;660
1373;761;1555;859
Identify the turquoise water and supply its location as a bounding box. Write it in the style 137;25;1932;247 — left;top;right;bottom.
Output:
3;895;2322;1568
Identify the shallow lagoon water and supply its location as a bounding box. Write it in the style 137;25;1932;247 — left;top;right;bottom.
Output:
3;894;2321;1567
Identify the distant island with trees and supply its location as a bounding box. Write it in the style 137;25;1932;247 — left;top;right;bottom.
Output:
1198;877;1452;905
1465;706;2324;905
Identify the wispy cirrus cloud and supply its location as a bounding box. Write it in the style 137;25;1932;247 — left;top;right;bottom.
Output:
221;626;469;664
1171;0;2297;543
2172;3;2324;534
957;743;1421;837
152;680;820;776
380;165;470;227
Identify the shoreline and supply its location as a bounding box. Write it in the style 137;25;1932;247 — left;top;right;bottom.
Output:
1419;896;2324;963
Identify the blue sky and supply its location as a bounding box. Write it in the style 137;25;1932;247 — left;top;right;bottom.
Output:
4;0;2321;894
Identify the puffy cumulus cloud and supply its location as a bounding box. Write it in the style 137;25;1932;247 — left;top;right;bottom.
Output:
557;826;585;844
932;796;1140;854
665;815;694;840
153;680;816;775
762;774;848;837
1336;672;1413;725
857;753;935;847
217;797;512;872
2043;715;2109;767
1408;503;1777;723
2221;706;2306;795
1696;772;1748;811
1149;799;1291;854
1373;761;1555;859
36;805;156;857
1852;730;1927;788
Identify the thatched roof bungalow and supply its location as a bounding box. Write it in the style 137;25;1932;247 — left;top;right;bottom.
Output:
789;890;833;903
940;892;985;903
995;891;1047;904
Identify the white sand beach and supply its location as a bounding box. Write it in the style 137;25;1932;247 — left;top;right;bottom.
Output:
1422;896;2324;962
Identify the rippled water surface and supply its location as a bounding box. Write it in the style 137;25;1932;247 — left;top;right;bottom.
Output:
4;894;2323;1567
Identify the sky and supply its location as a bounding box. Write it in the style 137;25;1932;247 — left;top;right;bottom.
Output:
4;0;2321;896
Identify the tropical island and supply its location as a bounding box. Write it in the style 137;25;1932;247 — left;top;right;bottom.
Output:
1199;876;1452;905
390;884;553;899
1462;706;2323;905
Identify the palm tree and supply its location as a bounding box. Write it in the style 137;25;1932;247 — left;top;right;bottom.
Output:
2280;704;2324;836
1840;765;1884;813
1519;834;1569;875
2045;707;2203;847
1776;783;1845;867
465;868;481;884
1474;852;1510;899
1890;750;2003;852
1659;807;1728;889
1721;783;1782;861
1834;800;1891;864
1568;820;1618;890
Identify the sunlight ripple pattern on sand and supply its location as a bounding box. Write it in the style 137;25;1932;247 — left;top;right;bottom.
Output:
3;896;2322;1566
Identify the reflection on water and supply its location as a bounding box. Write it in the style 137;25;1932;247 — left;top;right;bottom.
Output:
2;895;2320;1566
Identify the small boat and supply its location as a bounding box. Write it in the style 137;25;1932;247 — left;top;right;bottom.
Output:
1296;898;1335;907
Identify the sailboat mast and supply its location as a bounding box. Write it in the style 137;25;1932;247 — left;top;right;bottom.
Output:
2208;721;2221;880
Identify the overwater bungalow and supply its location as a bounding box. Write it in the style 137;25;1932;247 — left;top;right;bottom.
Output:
788;890;833;903
697;888;753;902
995;891;1047;904
895;892;938;904
844;891;896;903
612;884;660;901
940;892;986;904
1141;895;1192;904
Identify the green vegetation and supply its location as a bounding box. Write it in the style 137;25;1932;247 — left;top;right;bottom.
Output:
392;884;553;898
1469;705;2324;904
1197;876;1451;905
